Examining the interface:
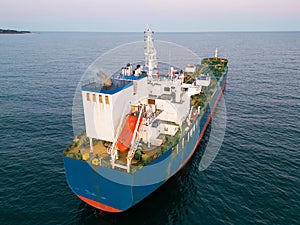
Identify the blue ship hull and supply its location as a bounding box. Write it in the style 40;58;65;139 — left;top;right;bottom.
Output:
64;75;227;212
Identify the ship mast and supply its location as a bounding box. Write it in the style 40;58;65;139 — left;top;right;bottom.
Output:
144;25;157;79
215;48;218;58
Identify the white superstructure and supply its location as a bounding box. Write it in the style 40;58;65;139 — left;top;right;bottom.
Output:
82;76;148;143
80;26;211;172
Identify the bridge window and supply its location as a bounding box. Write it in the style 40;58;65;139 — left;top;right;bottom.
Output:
93;94;96;102
86;93;90;101
99;95;103;103
105;96;109;105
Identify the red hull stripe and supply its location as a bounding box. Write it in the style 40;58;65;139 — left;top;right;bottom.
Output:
77;194;122;213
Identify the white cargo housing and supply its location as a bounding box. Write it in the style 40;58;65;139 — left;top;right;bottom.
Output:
82;75;148;142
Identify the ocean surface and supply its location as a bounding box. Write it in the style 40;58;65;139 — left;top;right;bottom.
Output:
0;32;299;225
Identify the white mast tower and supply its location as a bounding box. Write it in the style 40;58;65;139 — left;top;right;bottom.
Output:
144;25;158;79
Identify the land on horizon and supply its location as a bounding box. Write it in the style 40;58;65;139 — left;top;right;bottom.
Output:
0;28;31;34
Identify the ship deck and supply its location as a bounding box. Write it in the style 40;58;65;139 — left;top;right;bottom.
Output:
64;128;183;172
64;58;228;173
64;135;109;161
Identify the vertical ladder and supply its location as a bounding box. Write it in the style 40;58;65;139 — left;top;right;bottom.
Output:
126;105;145;173
110;103;130;168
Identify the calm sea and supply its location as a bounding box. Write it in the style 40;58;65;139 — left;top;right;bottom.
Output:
0;32;299;225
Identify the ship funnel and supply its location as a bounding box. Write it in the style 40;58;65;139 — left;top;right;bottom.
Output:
96;70;112;87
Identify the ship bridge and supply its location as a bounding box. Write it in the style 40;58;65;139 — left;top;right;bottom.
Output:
81;72;148;144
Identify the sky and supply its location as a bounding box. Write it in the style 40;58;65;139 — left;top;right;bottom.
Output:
1;0;299;32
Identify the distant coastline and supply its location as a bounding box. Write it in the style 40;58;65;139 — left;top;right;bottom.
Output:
0;29;31;34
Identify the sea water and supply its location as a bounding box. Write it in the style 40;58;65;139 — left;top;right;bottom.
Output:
0;32;299;224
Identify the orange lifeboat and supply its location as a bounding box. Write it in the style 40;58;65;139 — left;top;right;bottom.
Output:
117;115;143;152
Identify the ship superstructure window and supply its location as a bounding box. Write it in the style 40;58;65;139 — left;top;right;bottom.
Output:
93;94;96;102
99;95;103;103
86;93;90;101
133;81;137;95
148;99;155;105
105;96;109;104
164;87;170;92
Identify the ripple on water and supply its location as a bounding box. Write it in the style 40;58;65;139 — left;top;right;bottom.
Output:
0;32;300;225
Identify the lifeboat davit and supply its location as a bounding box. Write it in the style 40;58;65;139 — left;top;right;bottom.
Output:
117;115;142;152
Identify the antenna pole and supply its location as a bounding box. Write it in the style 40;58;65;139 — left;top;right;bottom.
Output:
144;25;158;80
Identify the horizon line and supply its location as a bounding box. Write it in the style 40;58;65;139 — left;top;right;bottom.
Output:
30;30;300;33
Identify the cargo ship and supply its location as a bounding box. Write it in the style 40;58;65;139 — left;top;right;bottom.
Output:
64;27;228;212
